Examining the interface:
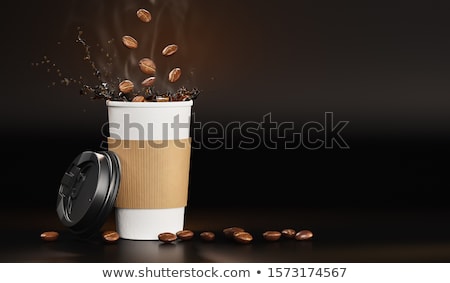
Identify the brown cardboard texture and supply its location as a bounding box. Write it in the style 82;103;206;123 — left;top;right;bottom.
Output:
108;138;191;209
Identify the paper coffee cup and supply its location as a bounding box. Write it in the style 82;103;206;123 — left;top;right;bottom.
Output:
106;100;193;240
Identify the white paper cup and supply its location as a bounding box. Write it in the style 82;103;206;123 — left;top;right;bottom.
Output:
106;100;193;240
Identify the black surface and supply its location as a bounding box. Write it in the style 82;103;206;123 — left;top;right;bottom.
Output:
1;206;450;263
1;135;450;262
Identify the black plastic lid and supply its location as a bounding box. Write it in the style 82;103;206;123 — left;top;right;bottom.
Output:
56;151;121;238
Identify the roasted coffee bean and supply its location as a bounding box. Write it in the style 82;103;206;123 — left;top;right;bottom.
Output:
178;94;191;101
132;95;145;102
138;58;156;75
136;8;151;23
176;230;194;241
295;229;313;240
141;76;156;87
233;231;253;244
200;231;215;241
102;230;120;243
156;96;170;102
40;231;59;242
281;228;296;239
263;230;281;241
223;226;245;238
118;79;134;93
158;232;177;243
162;44;178;56
121;35;138;49
168;67;181;82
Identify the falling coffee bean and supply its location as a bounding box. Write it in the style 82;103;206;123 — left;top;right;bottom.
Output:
139;58;156;75
141;76;156;87
121;35;138;49
168;67;181;83
263;230;282;241
233;231;253;244
176;230;194;241
131;95;145;102
40;231;59;242
223;226;245;238
200;231;215;241
102;230;120;243
118;79;134;93
281;228;296;239
162;44;178;56
136;8;151;23
295;229;313;241
158;232;177;243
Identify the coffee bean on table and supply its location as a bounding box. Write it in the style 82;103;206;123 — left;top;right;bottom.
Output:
158;232;177;243
121;35;138;49
233;231;253;244
136;8;152;23
102;230;120;243
176;230;194;241
223;227;245;238
263;230;281;241
281;228;296;239
200;231;215;241
295;229;313;241
40;231;59;242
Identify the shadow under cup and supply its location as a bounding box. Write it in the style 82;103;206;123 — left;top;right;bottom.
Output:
106;100;193;240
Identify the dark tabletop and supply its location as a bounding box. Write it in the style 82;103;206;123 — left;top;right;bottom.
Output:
2;136;450;263
1;206;450;263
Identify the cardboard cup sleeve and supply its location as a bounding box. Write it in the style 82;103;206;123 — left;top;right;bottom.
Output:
108;138;191;209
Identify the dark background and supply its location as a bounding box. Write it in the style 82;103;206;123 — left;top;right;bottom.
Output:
1;0;450;212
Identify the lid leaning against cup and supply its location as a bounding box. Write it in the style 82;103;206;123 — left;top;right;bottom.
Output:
56;151;121;238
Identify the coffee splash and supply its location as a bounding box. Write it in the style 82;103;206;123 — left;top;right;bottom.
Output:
32;0;200;102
